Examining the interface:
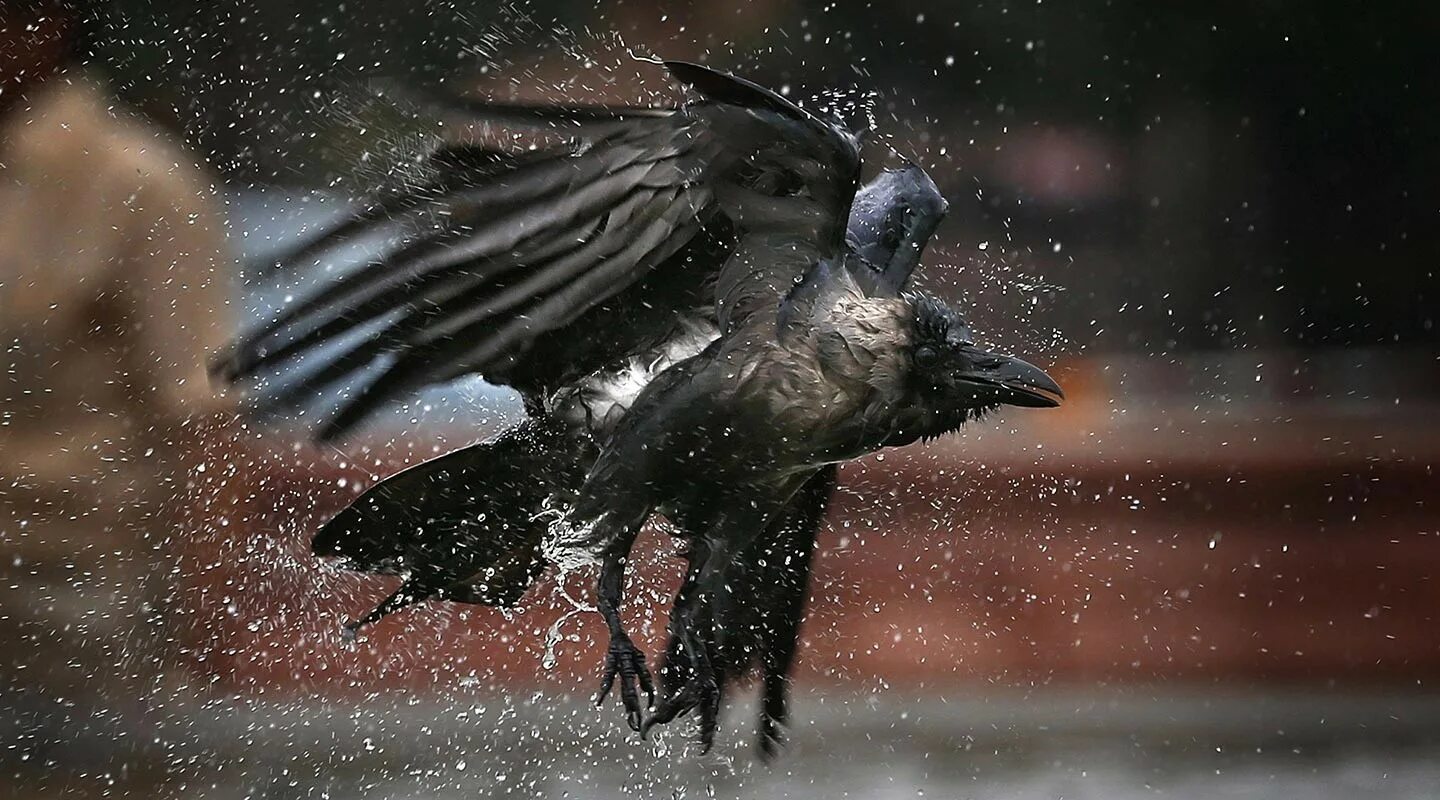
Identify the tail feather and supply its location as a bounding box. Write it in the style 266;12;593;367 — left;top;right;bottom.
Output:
318;417;590;630
341;584;426;640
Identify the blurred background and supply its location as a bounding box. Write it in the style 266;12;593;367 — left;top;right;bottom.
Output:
2;0;1437;797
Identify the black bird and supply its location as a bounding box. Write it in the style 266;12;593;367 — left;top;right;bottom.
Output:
303;163;954;753
217;61;1063;753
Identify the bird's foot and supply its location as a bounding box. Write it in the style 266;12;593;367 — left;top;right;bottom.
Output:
757;712;785;762
757;678;792;761
641;669;721;752
596;635;654;731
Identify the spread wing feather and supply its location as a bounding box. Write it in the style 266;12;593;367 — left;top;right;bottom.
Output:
314;187;707;439
217;61;866;440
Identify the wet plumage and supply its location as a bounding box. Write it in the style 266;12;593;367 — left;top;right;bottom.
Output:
218;61;1062;755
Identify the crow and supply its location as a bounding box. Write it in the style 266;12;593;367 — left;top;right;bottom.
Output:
300;163;954;752
216;60;1063;753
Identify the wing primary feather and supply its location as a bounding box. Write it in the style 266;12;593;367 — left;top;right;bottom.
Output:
221;129;696;381
257;330;399;416
314;189;705;441
662;60;817;124
240;215;606;379
410;187;671;344
251;187;650;408
223;62;881;439
372;78;677;133
253;147;571;285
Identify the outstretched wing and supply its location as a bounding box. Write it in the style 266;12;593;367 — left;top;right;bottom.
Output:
217;61;862;440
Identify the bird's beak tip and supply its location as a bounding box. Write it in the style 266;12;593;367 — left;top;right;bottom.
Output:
1001;365;1064;408
1002;380;1064;408
958;350;1065;409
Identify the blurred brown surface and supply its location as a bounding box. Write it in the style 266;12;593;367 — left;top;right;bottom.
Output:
177;352;1440;698
0;67;238;798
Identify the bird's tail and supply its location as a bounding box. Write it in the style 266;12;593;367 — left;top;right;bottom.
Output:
316;417;591;634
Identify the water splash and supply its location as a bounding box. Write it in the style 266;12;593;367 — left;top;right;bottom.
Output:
539;564;597;671
537;498;605;572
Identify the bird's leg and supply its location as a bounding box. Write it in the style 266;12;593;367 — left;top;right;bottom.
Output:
594;525;654;731
643;486;801;751
642;586;720;745
691;608;724;751
654;538;707;698
644;540;707;729
757;465;836;760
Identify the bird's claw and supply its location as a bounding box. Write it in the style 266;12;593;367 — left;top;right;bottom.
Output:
641;672;721;752
596;636;654;731
757;711;787;762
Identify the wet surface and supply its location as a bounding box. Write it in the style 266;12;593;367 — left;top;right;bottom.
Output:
15;689;1438;798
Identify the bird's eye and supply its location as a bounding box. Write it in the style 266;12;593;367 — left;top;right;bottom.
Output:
914;345;940;369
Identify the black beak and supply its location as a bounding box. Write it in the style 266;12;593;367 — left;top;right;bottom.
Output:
954;348;1064;408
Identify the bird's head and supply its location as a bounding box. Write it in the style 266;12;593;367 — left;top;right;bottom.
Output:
885;293;1063;445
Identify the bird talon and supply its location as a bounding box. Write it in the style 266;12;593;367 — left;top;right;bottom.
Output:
757;712;786;762
597;637;652;731
640;668;719;743
696;683;721;753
